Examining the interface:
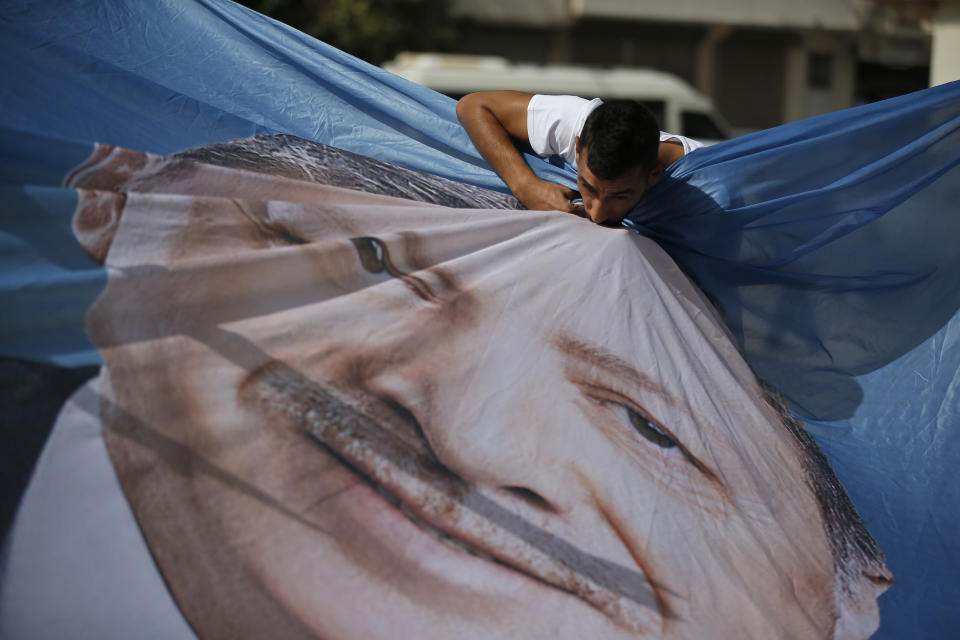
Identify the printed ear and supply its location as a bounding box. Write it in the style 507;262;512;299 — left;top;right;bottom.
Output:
63;143;150;191
65;143;154;265
833;563;894;640
72;188;126;265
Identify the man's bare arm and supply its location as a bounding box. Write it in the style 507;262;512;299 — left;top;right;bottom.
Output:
457;91;580;213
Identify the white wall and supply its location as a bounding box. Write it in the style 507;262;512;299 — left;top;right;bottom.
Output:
930;0;960;86
782;32;856;123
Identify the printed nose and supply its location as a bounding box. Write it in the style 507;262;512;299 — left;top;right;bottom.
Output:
390;375;578;515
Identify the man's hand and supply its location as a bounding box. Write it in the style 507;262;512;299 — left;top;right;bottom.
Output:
457;92;586;217
514;176;584;216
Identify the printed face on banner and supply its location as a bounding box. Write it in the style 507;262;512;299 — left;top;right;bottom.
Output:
69;139;890;639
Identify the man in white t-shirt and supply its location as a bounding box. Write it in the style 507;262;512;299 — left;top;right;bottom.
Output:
457;91;703;225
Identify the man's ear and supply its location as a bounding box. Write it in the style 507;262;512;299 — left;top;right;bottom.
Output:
647;163;665;187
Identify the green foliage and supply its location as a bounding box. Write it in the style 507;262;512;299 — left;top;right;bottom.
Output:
236;0;456;64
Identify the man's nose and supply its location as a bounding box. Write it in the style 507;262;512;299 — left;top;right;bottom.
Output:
587;201;611;224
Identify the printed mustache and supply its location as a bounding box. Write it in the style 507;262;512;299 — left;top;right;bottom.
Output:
239;358;674;634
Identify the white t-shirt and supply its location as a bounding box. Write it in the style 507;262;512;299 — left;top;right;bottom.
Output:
526;94;703;167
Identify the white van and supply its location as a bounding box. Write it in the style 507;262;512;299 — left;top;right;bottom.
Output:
383;52;732;144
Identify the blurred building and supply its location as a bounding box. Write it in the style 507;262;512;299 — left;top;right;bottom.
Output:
447;0;933;131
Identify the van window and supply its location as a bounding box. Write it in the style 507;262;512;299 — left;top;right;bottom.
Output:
681;111;728;140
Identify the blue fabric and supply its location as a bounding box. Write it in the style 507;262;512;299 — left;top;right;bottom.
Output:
1;0;958;636
0;0;568;190
1;128;107;366
622;90;960;637
625;84;960;421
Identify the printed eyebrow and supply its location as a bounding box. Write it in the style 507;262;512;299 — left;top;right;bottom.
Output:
551;332;723;485
231;199;309;246
552;333;671;402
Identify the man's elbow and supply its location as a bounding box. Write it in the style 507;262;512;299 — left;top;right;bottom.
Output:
456;93;481;124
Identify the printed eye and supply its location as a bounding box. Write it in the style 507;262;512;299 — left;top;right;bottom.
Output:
351;236;386;273
627;407;677;449
350;236;437;303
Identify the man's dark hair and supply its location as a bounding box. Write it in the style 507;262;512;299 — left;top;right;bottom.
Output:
579;100;660;179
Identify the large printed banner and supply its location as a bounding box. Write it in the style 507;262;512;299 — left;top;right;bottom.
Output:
4;136;890;639
1;1;959;638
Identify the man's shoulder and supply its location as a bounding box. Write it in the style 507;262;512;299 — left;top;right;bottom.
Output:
527;95;602;164
528;95;603;130
659;132;705;155
528;94;601;112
